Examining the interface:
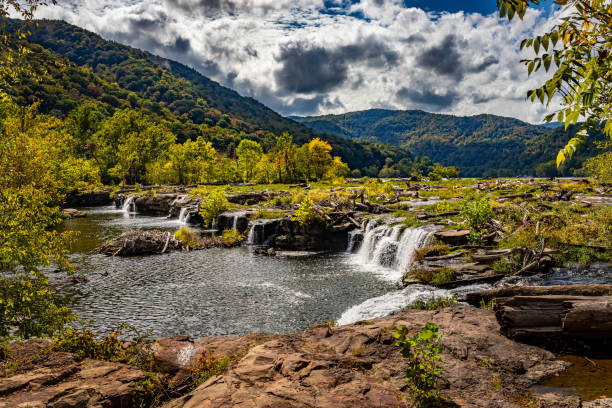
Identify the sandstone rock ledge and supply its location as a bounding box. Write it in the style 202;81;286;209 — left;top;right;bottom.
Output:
163;307;571;408
0;339;147;408
1;307;601;408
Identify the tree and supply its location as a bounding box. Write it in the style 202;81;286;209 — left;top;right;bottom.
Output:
236;139;263;182
273;132;296;182
0;0;56;99
95;109;175;184
307;138;333;180
498;0;611;166
0;101;79;339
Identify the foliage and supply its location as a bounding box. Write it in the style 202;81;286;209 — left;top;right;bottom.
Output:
394;323;445;405
428;164;459;181
583;150;612;182
0;101;106;339
499;0;612;167
0;273;74;340
6;18;415;176
461;198;494;232
52;323;154;370
411;267;456;285
191;350;241;389
193;188;231;228
221;229;245;246
236;139;263;182
292;196;320;226
406;296;458;311
174;226;201;248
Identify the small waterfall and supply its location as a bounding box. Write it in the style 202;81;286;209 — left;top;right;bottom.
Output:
178;207;190;225
353;222;432;281
345;230;359;253
122;196;135;213
247;219;281;246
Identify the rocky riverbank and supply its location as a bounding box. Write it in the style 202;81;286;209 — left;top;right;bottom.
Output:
2;307;610;408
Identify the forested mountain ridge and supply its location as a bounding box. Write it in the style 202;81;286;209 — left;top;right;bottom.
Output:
6;19;412;174
296;109;600;177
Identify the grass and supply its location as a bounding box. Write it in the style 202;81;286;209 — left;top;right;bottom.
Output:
406;296;458;310
410;267;457;285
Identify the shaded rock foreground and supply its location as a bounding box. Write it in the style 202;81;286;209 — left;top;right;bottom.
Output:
160;307;576;408
2;307;609;407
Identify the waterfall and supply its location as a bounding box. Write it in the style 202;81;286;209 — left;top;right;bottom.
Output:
178;207;190;225
122;196;135;213
247;219;281;246
353;222;432;282
345;230;359;253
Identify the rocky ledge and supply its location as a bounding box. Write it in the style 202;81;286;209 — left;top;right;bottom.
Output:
2;307;609;408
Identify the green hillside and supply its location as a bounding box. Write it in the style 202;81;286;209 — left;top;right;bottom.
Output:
5;19;412;174
297;109;600;177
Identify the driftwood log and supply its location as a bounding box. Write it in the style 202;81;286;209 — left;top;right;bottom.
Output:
97;230;182;256
466;284;612;306
494;294;612;346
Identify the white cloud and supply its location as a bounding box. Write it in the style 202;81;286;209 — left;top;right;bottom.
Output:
35;0;562;122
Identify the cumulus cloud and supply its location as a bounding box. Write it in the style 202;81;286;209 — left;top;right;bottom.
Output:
34;0;562;122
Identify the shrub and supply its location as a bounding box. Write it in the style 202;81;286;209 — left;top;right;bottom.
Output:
193;187;231;228
406;296;458;311
221;229;244;246
191;350;241;389
292;196;321;226
394;323;445;405
430;268;456;285
461;197;494;232
52;323;153;370
174;226;200;247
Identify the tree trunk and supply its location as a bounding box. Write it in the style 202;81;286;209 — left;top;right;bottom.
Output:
494;295;612;344
466;284;612;306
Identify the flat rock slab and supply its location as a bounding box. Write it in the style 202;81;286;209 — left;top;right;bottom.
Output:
165;306;572;408
0;340;147;408
434;229;471;244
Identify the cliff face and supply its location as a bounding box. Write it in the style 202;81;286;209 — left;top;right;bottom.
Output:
2;307;607;408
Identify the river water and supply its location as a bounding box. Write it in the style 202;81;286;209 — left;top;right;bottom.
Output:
53;205;612;339
52;206;399;338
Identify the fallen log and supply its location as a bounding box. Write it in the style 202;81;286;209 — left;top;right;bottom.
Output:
466;284;612;306
494;295;612;345
97;230;182;256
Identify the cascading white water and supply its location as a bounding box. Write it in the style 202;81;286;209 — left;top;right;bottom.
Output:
339;222;438;324
353;222;432;282
122;196;135;213
178;207;190;225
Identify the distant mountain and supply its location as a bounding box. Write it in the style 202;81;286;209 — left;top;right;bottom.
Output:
296;109;597;177
6;19;412;174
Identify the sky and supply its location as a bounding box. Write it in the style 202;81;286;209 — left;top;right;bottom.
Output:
35;0;563;123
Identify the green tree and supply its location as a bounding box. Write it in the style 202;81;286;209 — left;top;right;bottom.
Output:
96;109;175;184
236;139;263;182
0;101;79;339
499;0;611;166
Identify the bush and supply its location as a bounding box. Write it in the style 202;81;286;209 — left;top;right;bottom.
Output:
191;350;241;389
221;229;244;246
52;323;153;370
193;188;231;228
292;196;321;226
394;323;445;405
406;296;458;311
460;198;494;232
174;226;200;247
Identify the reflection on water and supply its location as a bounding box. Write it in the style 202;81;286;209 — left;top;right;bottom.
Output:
538;355;612;401
53;207;394;338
